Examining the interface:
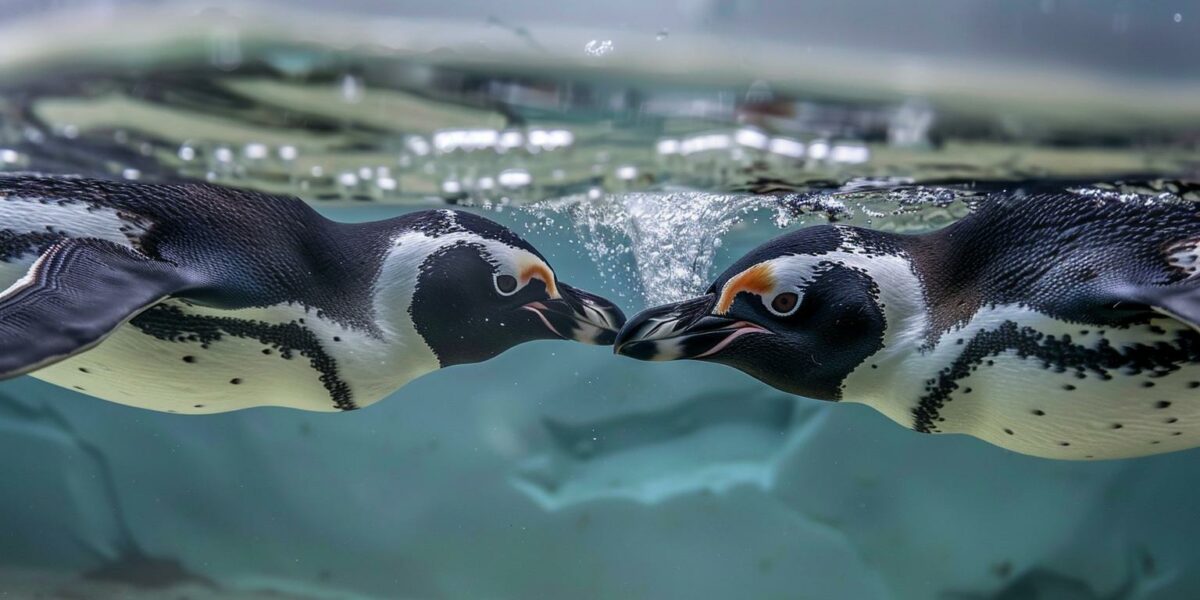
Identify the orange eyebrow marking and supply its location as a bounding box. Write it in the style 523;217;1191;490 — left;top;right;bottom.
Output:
715;263;775;314
520;261;560;299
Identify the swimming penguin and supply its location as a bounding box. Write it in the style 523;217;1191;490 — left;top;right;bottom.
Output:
616;192;1200;460
0;175;624;413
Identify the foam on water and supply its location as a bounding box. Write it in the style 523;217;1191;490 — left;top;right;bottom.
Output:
527;191;789;306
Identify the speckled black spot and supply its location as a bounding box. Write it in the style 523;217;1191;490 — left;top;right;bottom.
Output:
1059;442;1070;446
1167;417;1179;424
132;304;356;410
193;404;204;408
1143;381;1156;388
1032;409;1046;416
182;355;196;363
1004;428;1014;435
1189;381;1199;389
0;229;65;262
78;367;90;374
1157;401;1172;409
230;378;242;385
912;321;1200;433
1063;384;1076;391
1112;423;1123;429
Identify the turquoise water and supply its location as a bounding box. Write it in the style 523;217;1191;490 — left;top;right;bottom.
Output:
0;2;1199;599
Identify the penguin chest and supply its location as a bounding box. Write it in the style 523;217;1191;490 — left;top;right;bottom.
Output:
908;312;1200;460
30;301;436;414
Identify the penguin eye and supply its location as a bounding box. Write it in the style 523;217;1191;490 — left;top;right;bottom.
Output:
768;292;800;316
494;274;519;295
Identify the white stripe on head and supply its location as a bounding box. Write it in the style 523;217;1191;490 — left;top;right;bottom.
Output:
373;230;558;340
715;227;921;321
714;227;930;418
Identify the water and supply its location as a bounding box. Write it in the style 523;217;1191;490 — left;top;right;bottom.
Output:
0;2;1199;599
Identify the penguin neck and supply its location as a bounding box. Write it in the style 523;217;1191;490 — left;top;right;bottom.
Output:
323;218;444;401
835;231;938;426
839;225;1014;431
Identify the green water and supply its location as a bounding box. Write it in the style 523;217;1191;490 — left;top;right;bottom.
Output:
0;2;1199;599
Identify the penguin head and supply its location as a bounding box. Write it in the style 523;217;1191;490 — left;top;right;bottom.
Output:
615;225;891;400
403;210;625;367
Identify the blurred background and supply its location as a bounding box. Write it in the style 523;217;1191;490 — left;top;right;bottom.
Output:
0;1;1197;598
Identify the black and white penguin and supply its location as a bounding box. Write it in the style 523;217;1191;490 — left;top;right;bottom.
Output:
0;175;624;413
616;192;1200;460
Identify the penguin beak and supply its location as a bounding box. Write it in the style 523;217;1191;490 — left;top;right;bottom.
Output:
614;294;771;360
521;283;626;345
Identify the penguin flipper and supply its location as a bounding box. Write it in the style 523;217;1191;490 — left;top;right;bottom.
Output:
0;238;197;379
1116;282;1200;332
1146;285;1200;331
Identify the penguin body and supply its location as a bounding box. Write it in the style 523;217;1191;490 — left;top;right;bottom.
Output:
0;176;624;413
617;193;1200;459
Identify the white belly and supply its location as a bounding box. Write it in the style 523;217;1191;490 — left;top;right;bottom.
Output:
851;305;1200;460
2;198;438;413
940;332;1200;461
30;301;431;414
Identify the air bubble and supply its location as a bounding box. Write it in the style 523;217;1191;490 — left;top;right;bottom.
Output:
584;39;614;56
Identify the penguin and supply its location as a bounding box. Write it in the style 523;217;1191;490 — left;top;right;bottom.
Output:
0;175;625;413
615;192;1200;460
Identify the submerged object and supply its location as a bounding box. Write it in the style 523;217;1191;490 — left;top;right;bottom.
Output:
616;192;1200;460
0;175;624;413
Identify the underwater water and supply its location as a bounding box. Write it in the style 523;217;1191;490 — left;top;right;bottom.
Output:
0;1;1198;599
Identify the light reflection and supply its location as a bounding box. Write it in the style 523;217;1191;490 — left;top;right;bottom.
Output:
734;128;769;150
830;144;870;164
528;129;574;150
498;130;524;151
679;133;732;155
433;128;575;154
656;139;680;155
406;136;431;157
243;143;268;160
498;169;533;188
807;140;829;160
767;137;805;158
653;131;869;165
434;129;499;153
